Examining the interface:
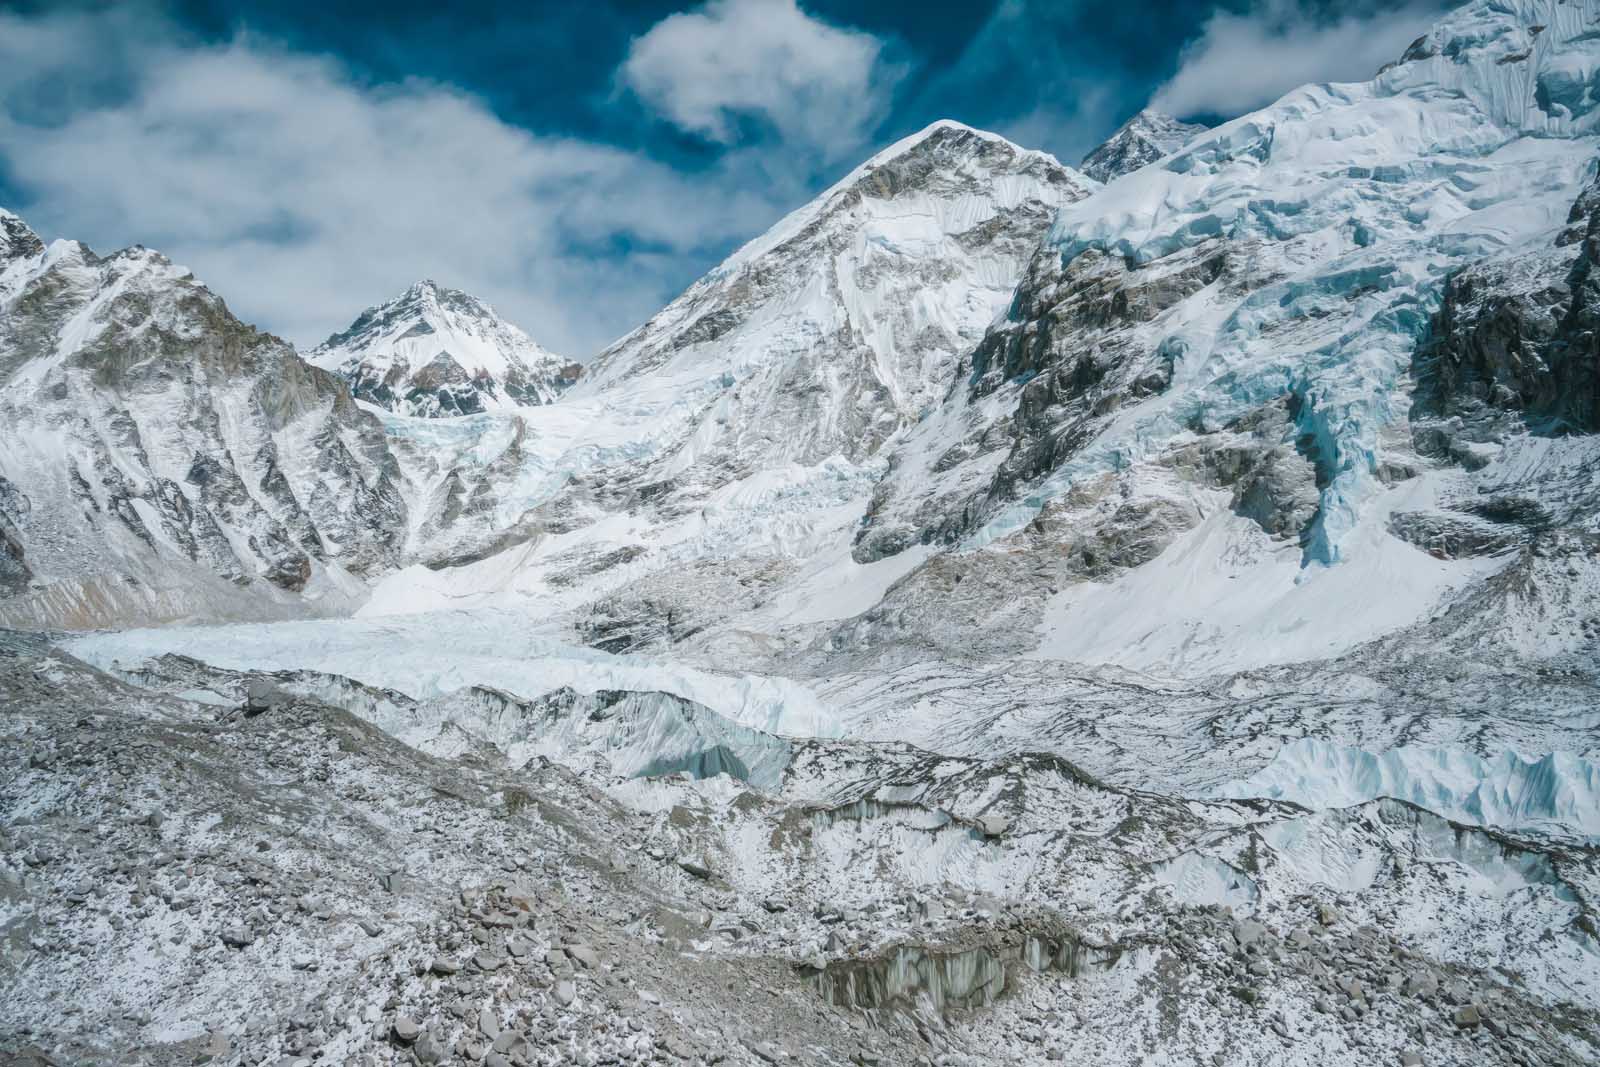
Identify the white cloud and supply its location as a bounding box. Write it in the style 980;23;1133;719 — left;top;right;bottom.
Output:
1151;0;1444;118
0;11;803;357
620;0;904;154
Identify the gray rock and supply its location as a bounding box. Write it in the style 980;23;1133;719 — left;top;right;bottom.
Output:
479;1008;500;1038
1403;972;1438;998
244;678;278;714
677;857;713;880
392;1017;420;1045
415;1028;449;1065
1453;1004;1483;1029
565;943;599;970
219;926;255;949
553;980;576;1007
431;957;462;975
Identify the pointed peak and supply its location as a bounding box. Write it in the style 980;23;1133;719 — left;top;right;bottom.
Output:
864;119;1049;172
1;207;45;263
1080;109;1208;184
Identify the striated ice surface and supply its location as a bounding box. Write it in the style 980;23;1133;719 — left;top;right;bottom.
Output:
1218;737;1600;841
971;0;1600;564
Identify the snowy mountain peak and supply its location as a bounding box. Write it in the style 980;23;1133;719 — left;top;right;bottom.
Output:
577;119;1092;477
311;280;579;418
1079;108;1207;183
0;208;44;264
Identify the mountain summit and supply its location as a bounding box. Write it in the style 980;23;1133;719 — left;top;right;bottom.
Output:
1078;108;1207;183
311;280;579;418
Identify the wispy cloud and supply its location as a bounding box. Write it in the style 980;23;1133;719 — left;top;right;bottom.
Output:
619;0;905;157
1151;0;1447;119
0;6;881;356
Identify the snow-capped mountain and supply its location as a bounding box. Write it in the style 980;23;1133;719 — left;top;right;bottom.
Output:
0;210;403;628
310;280;579;418
583;120;1092;465
1078;108;1206;183
360;119;1095;587
4;4;1600;1065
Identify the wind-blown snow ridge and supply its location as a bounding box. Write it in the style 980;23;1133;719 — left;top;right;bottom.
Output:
1218;738;1600;841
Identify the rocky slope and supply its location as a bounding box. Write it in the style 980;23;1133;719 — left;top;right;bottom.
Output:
0;211;404;629
310;281;579;418
1077;109;1206;183
7;630;1595;1067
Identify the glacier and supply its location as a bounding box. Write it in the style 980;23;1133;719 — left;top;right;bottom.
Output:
5;2;1600;1065
1219;737;1600;842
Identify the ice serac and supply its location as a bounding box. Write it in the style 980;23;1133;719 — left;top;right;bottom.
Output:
1220;738;1600;842
0;219;406;628
834;0;1600;668
310;280;579;418
1078;109;1207;183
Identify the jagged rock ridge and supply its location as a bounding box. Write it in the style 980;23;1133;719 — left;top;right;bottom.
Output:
1078;109;1208;183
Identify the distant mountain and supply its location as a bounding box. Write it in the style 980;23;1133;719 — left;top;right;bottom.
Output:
0;209;404;628
1079;108;1207;183
310;280;579;418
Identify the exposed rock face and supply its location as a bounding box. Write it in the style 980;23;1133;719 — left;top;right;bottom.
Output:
1078;109;1208;183
0;217;405;627
311;280;577;418
1415;160;1600;440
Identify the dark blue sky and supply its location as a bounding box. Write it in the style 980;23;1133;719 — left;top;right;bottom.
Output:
0;0;1451;354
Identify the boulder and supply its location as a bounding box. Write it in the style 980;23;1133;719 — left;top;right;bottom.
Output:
391;1017;420;1045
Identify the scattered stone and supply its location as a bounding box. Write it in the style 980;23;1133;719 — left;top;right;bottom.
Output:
677;857;713;880
415;1028;449;1065
431;957;462;976
1453;1004;1483;1029
392;1017;420;1045
565;943;599;970
553;981;576;1007
219;927;254;949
